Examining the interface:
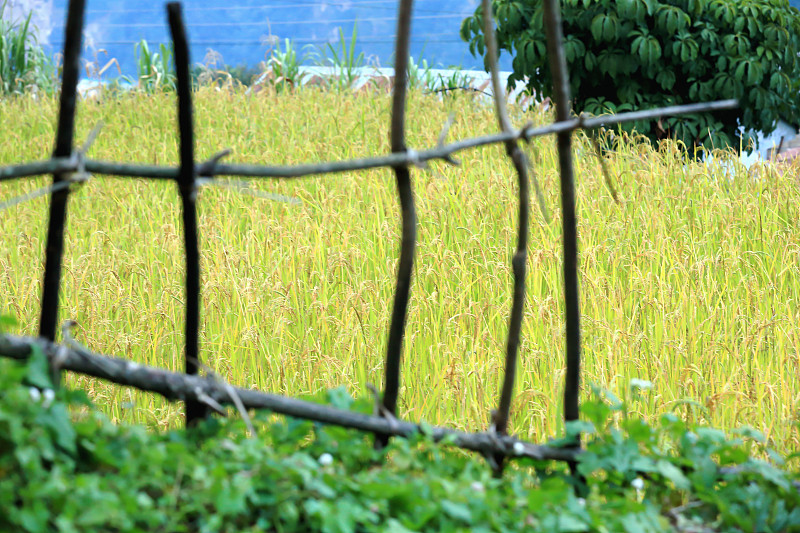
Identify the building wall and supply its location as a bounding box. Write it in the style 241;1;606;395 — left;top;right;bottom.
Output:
16;0;504;79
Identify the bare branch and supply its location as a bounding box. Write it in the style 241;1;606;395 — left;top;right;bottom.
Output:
481;0;531;478
379;0;417;449
0;100;738;184
0;334;579;463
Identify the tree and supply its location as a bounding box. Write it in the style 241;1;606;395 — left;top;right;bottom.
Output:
461;0;800;152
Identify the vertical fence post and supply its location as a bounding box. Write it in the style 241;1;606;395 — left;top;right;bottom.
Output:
480;0;531;475
167;2;208;426
542;0;583;447
38;0;86;386
377;0;416;448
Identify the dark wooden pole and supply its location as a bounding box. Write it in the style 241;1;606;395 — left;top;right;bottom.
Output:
542;0;584;488
479;0;531;476
39;0;86;349
167;2;208;425
378;0;416;447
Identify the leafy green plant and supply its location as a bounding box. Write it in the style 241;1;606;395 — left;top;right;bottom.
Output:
0;350;797;532
264;38;313;92
319;24;365;91
461;0;800;152
0;1;56;95
129;39;175;93
406;55;436;90
0;314;16;333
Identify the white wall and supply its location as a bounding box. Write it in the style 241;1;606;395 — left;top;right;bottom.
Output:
2;0;55;46
740;120;799;166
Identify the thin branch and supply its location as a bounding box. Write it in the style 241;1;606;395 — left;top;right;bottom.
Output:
190;356;256;438
0;99;737;184
0;180;72;212
0;334;580;463
196;178;301;205
79;121;104;154
4;335;798;492
196;148;232;176
425;86;493;97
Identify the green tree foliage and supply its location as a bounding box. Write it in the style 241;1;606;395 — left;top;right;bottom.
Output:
461;0;800;152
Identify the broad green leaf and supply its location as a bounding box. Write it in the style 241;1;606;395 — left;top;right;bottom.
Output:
558;514;590;532
656;459;691;490
36;403;77;455
441;500;472;522
590;13;618;42
656;69;676;90
0;314;17;332
25;344;53;390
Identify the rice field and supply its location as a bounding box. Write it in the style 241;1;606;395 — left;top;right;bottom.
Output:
1;87;798;455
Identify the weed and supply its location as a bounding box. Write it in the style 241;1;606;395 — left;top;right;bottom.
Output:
319;24;365;91
265;38;313;92
129;39;175;93
406;55;435;90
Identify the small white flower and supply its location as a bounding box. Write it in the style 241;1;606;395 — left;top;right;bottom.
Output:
28;387;41;402
513;442;525;455
318;453;333;466
470;481;485;493
629;379;653;391
42;389;56;408
577;498;586;507
631;477;645;491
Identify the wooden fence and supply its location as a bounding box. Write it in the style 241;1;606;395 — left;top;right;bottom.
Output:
0;0;736;474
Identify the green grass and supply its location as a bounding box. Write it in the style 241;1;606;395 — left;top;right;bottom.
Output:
1;87;798;455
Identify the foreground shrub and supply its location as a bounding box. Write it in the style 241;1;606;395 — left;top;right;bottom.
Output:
0;344;797;532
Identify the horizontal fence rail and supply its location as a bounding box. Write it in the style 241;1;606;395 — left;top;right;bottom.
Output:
0;0;740;472
0;100;737;183
0;335;579;463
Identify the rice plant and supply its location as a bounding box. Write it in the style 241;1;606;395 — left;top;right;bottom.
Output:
1;87;798;457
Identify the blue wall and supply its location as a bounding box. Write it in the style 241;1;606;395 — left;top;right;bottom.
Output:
33;0;800;82
43;0;510;80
